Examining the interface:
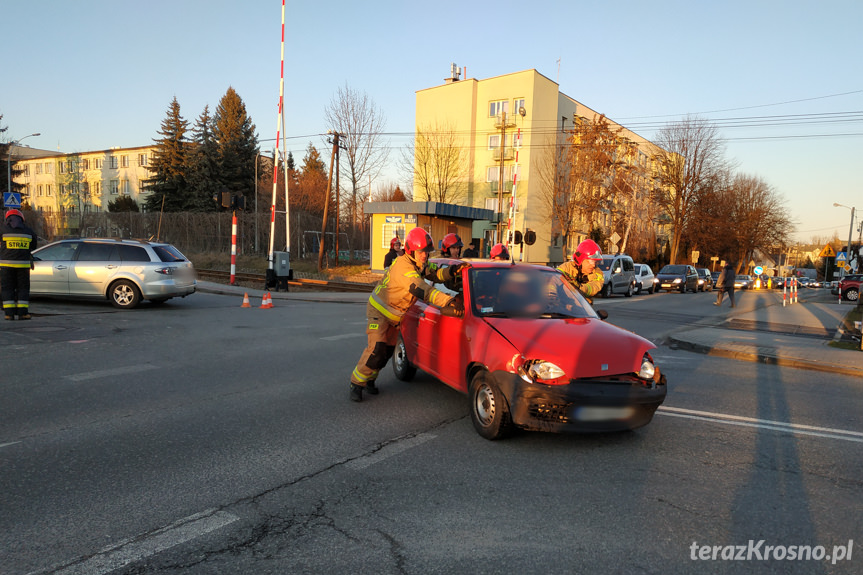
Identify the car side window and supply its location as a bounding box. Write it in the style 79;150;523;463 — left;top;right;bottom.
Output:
34;242;80;261
624;258;634;272
118;245;152;262
77;243;119;262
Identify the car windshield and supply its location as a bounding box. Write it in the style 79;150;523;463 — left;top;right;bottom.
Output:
468;267;597;319
596;259;613;271
660;265;686;274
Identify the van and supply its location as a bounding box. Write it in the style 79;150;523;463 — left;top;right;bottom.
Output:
597;254;636;297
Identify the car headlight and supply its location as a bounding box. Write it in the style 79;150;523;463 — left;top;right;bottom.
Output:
638;353;655;380
672;278;681;284
516;359;566;383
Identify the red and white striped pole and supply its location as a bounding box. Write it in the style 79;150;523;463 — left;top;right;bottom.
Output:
268;0;287;273
230;210;238;285
782;280;786;307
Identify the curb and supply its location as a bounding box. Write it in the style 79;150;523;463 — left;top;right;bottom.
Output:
668;335;863;378
196;283;366;305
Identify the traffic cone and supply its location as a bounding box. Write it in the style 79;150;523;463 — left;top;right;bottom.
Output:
241;292;251;308
259;293;268;308
266;292;275;308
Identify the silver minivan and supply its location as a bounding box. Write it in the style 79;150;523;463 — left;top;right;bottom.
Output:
30;238;196;309
597;254;636;297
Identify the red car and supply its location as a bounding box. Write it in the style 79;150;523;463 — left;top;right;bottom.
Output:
394;260;667;440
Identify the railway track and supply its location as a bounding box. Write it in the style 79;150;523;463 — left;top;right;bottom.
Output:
196;269;374;293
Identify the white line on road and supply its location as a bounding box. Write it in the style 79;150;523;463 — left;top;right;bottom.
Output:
27;509;239;575
320;333;366;341
657;406;863;443
347;433;437;470
65;364;159;382
0;441;22;449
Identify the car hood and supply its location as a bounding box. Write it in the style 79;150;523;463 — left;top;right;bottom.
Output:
483;317;655;379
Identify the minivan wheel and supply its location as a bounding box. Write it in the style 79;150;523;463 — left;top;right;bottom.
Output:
602;283;611;298
624;282;633;297
109;280;141;309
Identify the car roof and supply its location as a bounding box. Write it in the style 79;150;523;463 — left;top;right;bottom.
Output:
430;257;554;271
49;237;159;246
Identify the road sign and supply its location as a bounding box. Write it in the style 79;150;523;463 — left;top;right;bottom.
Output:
691;250;700;263
845;264;852;272
835;251;847;263
609;232;621;245
3;192;21;208
710;256;719;262
754;266;764;275
819;244;836;258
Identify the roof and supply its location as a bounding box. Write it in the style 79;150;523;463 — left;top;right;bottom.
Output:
365;201;494;221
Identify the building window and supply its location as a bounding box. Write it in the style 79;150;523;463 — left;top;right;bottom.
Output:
67;160;74;173
91;181;101;196
513;98;525;115
37;185;43;196
138;153;147;166
489;100;509;117
110;180;119;194
22;165;30;176
23;185;30;197
95;158;103;169
59;184;66;195
110;156;118;169
487;134;511;149
82;158;89;170
60;162;66;174
35;164;42;175
121;180;130;195
46;185;53;196
121;155;129;168
45;163;53;174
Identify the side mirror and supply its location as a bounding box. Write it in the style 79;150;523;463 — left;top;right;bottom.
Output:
596;309;609;321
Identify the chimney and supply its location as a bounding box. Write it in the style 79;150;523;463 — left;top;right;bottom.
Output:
444;62;461;84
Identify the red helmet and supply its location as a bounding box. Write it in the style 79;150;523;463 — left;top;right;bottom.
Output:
405;227;434;255
490;243;509;260
5;208;24;221
442;233;463;254
390;237;402;250
573;239;602;266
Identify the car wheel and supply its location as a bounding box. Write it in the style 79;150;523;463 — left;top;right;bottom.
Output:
634;283;642;295
392;335;417;381
109;280;141;309
601;283;611;298
845;288;859;302
679;284;686;293
469;371;513;440
624;283;633;297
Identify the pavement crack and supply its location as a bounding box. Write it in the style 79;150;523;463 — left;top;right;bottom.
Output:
377;528;409;575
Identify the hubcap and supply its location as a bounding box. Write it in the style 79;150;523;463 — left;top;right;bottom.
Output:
114;285;133;305
474;382;495;426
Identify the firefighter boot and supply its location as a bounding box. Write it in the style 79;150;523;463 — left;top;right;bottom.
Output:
366;380;379;395
350;384;363;402
19;307;31;320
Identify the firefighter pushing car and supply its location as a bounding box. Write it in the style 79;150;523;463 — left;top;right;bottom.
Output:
1;209;38;320
350;228;465;402
557;239;604;300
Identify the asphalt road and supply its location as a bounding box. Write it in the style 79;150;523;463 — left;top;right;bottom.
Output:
2;288;860;574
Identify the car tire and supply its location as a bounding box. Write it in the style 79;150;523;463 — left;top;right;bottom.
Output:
601;283;611;298
679;284;686;293
624;283;633;297
469;371;513;440
149;298;170;305
109;280;141;309
845;288;859;302
634;283;642;295
392;335;417;381
648;285;654;294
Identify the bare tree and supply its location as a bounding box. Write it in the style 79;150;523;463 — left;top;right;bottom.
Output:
652;116;729;264
324;84;389;259
727;173;792;268
372;181;410;202
402;121;468;203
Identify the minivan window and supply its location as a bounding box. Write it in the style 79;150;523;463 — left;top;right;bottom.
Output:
77;242;118;262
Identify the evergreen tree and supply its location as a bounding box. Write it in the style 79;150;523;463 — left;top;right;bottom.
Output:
186;105;220;211
213;87;258;198
0;114;24;198
144;97;190;212
286;151;296;171
108;195;140;212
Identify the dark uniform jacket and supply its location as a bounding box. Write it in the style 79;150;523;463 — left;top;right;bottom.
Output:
0;218;37;268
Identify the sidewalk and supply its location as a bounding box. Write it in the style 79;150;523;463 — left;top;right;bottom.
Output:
668;291;863;377
196;280;369;304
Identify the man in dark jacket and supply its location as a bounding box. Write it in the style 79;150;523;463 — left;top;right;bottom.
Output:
714;262;736;308
1;209;38;320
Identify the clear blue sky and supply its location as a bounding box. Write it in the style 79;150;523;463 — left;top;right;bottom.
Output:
3;0;861;244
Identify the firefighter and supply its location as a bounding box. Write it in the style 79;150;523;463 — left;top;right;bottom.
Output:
489;243;509;261
383;237;403;269
350;228;465;402
440;233;463;258
557;239;604;300
1;209;38;320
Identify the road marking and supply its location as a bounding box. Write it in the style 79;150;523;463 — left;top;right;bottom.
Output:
347;433;437;470
320;333;366;341
27;509;239;575
66;364;159;382
657;406;863;443
0;441;21;449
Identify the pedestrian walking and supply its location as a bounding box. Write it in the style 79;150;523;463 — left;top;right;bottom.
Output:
714;262;736;308
1;209;38;320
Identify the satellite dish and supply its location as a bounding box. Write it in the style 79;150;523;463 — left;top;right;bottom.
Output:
519;106;526;117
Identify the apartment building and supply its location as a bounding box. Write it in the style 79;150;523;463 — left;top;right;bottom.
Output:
414;67;664;264
13;145;156;213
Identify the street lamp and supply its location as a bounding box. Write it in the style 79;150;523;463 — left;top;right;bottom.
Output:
833;202;856;279
5;132;41;208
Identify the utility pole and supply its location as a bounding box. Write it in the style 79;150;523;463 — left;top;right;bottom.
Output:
319;132;339;271
335;140;340;265
495;111;508;242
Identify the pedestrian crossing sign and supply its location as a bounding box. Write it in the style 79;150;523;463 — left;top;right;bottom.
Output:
835;251;847;263
819;244;836;258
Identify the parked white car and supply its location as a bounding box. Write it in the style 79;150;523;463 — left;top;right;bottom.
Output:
633;263;656;294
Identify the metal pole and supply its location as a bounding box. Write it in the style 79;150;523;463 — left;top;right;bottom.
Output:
496;111;507;242
230;209;238;285
844;207;855;280
268;0;287;272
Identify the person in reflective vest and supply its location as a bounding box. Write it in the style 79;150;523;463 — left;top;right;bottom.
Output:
1;209;38;320
350;228;465;402
557;239;604;300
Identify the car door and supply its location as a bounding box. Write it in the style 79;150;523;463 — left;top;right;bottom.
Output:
30;242;80;296
69;242;120;296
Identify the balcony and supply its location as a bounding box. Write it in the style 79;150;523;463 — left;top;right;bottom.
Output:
490;147;515;162
493;113;517;129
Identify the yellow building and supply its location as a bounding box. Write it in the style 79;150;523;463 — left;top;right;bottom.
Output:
414;67;662;264
13;145;156;214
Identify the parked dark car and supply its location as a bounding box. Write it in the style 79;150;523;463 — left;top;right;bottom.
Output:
710;271;721;288
838;274;861;301
696;268;713;292
656;264;699;293
734;275;753;290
